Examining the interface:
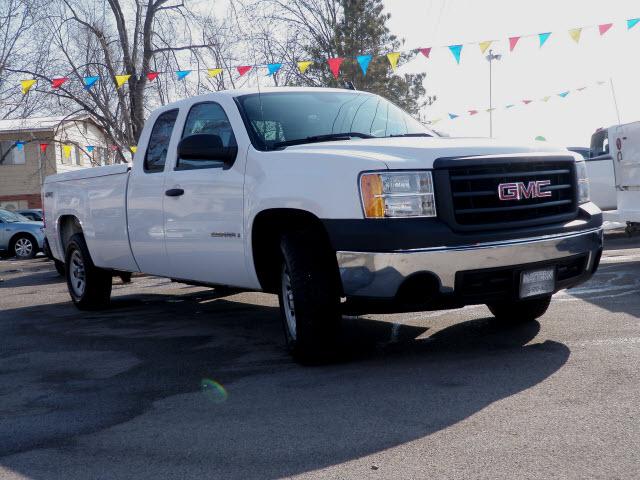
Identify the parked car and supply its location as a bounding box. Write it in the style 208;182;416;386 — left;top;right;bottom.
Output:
15;208;44;222
44;87;603;362
0;208;45;259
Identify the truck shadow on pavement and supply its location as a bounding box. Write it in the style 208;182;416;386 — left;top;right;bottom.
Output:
0;288;570;479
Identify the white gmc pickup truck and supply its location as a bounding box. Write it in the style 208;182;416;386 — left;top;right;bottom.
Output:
44;87;603;361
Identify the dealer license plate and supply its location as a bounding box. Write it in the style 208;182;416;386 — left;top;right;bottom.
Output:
519;268;555;299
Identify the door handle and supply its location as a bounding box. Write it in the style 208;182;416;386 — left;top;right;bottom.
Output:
165;188;185;197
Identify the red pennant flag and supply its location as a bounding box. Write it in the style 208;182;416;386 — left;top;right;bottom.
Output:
237;66;252;76
51;77;68;89
599;23;613;35
39;143;48;153
419;48;431;58
509;36;521;51
468;110;478;115
110;145;119;151
522;100;532;105
146;72;159;81
327;57;344;79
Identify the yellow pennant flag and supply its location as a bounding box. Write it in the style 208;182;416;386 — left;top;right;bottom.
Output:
21;79;37;95
62;144;72;159
479;41;493;54
541;96;551;102
208;68;223;78
115;74;131;88
569;28;582;43
297;61;313;74
130;146;137;154
430;118;442;125
386;52;401;72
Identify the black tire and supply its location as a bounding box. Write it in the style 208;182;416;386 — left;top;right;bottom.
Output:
43;238;54;260
487;295;552;323
11;234;37;259
65;233;112;310
54;259;65;276
118;272;132;284
278;229;342;363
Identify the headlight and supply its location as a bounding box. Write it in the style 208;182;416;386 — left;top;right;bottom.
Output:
360;171;436;218
575;161;590;204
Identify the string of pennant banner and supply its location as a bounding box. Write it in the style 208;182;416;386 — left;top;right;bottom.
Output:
14;15;640;95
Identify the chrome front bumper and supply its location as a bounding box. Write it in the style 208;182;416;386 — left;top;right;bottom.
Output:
337;228;604;298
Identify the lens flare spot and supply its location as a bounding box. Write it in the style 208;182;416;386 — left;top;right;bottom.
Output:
201;378;227;404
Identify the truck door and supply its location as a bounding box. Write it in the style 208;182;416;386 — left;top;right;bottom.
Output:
127;108;179;276
610;123;640;189
162;100;248;286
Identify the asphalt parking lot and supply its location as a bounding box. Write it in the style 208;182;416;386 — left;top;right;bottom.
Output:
0;233;639;480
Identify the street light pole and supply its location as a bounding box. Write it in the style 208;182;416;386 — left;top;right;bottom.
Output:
485;49;502;138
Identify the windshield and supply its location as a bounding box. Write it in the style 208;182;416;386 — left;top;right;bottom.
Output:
0;209;30;223
236;91;433;150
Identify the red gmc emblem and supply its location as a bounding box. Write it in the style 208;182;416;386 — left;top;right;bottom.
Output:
498;180;552;201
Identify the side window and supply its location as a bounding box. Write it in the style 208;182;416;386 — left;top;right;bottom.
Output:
144;109;179;173
178;102;237;170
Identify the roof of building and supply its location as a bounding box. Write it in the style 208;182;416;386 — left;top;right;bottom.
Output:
0;114;93;133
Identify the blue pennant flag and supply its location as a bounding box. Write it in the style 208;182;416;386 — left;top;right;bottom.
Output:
538;32;551;47
448;113;459;120
267;63;282;76
448;45;463;64
83;76;99;89
356;55;373;75
176;70;191;80
628;18;640;30
86;145;95;153
15;141;24;150
505;104;515;109
558;91;570;98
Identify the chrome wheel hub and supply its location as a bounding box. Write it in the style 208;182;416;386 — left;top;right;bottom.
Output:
281;266;297;341
15;238;33;257
69;250;86;297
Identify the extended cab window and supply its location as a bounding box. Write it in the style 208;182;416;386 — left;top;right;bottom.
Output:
144;109;178;173
178;102;237;170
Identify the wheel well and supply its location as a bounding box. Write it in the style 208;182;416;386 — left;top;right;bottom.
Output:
9;231;37;252
58;215;83;253
251;209;335;293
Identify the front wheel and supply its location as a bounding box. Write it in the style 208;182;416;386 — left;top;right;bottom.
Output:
13;235;37;259
487;295;552;323
278;230;342;363
65;233;112;310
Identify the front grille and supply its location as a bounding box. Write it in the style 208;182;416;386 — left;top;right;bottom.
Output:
448;161;577;227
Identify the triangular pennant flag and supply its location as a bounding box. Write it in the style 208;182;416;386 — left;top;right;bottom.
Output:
115;74;131;88
509;36;521;52
538;32;551;47
430;118;441;125
130;146;137;154
627;18;640;30
62;144;72;159
558;91;570;98
599;23;613;36
237;66;252;76
110;145;119;151
597;80;607;86
297;61;313;74
448;45;463;64
83;76;99;89
86;145;95;153
468;110;478;115
15;141;24;151
448;113;459;120
568;28;582;43
486;108;496;113
267;63;282;76
386;52;401;72
419;47;431;58
39;143;48;154
207;68;223;78
146;72;159;81
21;79;36;95
577;86;588;91
176;70;191;80
505;104;515;109
51;77;68;89
327;57;344;78
542;96;551;102
479;41;493;54
522;99;532;105
357;55;373;75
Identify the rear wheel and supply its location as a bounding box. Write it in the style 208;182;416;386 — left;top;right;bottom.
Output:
54;259;65;276
65;233;112;310
278;229;342;363
487;295;552;323
12;235;36;259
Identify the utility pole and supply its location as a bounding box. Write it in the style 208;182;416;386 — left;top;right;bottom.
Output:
485;49;502;138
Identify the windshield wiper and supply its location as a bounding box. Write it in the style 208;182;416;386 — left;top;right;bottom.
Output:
272;132;374;150
386;133;433;138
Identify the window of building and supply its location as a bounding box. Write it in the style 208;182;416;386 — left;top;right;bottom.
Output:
0;141;26;165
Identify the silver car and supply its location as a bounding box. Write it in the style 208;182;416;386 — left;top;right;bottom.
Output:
0;209;45;259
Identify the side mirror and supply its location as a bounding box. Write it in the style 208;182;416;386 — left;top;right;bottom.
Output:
177;134;237;166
